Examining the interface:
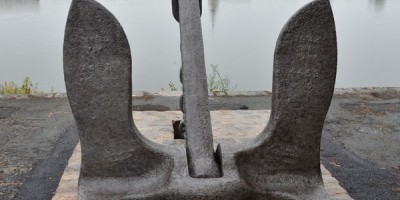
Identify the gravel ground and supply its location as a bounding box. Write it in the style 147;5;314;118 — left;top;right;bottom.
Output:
0;88;399;200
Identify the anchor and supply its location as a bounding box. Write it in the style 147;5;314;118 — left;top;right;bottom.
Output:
63;0;337;199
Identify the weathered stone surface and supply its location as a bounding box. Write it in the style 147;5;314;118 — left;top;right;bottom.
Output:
172;0;202;22
178;0;220;178
235;0;337;198
64;0;173;198
63;0;337;199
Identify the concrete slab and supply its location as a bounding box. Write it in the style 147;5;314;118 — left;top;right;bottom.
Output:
53;110;352;200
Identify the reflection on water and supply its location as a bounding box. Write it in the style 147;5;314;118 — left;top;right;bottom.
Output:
208;0;251;28
208;0;219;28
0;0;39;13
369;0;386;12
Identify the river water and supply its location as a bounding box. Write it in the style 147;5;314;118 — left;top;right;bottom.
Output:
0;0;399;92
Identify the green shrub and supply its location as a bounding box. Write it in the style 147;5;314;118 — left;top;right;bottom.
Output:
0;76;38;94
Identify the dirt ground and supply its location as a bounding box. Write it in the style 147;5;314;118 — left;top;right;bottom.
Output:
0;88;399;200
0;97;77;200
322;88;400;200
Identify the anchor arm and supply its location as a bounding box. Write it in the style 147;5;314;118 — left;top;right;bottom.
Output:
235;0;337;198
63;0;173;193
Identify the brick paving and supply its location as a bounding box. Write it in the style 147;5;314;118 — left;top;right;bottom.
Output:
53;110;352;200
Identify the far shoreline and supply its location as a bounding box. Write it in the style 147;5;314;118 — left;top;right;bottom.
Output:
1;87;399;100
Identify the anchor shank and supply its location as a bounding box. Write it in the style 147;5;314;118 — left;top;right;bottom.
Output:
178;0;220;178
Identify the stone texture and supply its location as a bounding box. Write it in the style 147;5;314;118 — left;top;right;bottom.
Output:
178;0;220;178
63;0;174;198
53;111;352;200
172;0;202;22
235;0;337;198
63;0;338;199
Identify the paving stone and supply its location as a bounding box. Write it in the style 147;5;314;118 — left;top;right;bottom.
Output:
53;110;352;200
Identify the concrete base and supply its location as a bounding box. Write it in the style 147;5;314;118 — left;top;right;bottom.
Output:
53;111;352;200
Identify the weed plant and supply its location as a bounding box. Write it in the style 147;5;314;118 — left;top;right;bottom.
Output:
168;64;237;95
207;64;236;95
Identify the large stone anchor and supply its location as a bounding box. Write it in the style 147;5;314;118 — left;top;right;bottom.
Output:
63;0;337;199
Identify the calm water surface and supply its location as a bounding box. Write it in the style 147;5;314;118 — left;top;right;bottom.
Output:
0;0;399;92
